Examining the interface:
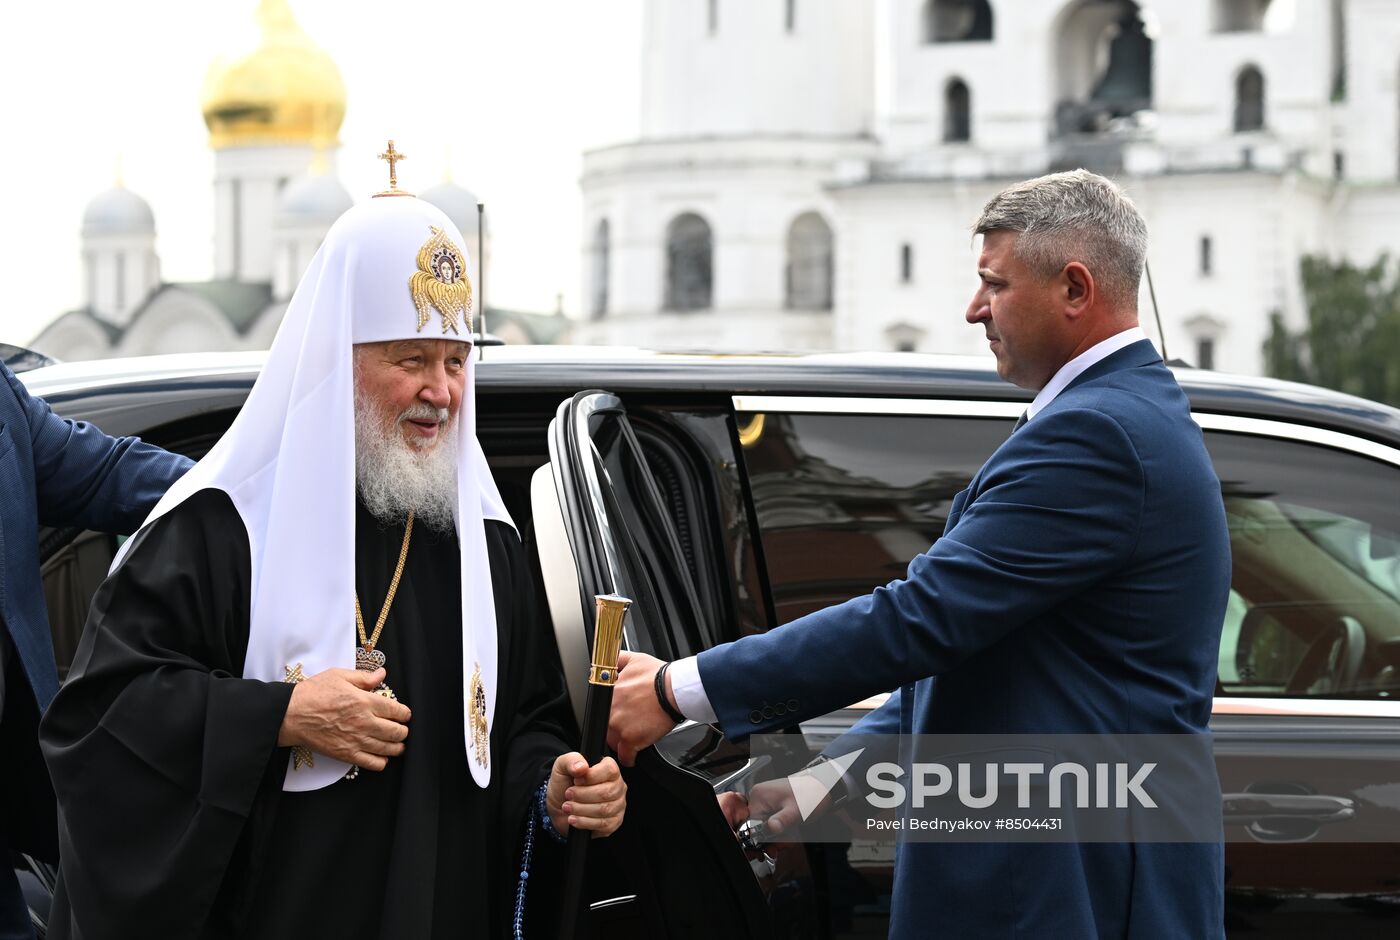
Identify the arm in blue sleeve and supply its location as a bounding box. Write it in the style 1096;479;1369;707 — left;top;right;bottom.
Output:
697;407;1144;738
6;362;193;533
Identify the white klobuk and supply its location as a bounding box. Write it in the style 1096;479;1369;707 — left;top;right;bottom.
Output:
117;195;512;790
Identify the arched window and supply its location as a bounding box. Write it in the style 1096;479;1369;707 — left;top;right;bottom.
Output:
590;219;610;320
924;0;994;44
665;213;713;311
1196;337;1216;371
1054;0;1153;137
115;251;126;312
1186;314;1225;370
785;212;834;311
1235;65;1265;132
1214;0;1275;33
944;78;972;142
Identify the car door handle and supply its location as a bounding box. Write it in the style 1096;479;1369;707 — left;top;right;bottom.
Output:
1222;792;1356;825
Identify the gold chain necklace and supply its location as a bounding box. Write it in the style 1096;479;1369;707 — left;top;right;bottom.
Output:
354;510;414;701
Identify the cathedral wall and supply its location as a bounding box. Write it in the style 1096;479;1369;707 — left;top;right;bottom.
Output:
1336;185;1400;266
1151;1;1332;153
580;137;873;329
29;317;113;363
1342;0;1400;182
86;236;160;326
213;144;321;282
640;0;874;140
831;170;1333;376
119;292;239;357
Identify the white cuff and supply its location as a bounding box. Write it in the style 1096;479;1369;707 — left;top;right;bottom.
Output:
668;656;718;725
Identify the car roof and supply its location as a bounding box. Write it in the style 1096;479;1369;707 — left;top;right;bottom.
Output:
19;346;1400;446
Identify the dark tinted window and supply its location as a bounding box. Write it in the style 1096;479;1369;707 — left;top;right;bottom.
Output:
1206;432;1400;698
585;408;715;658
740;412;1013;623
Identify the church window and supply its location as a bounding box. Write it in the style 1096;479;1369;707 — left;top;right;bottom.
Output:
1200;236;1213;277
1187;314;1225;370
900;243;914;284
1329;0;1346;102
665;213;713;311
924;0;994;43
708;0;718;36
591;219;610;320
944;78;972;142
785;212;834;311
1197;337;1216;371
1213;0;1276;33
1234;65;1266;132
84;252;95;310
115;252;126;312
786;0;796;33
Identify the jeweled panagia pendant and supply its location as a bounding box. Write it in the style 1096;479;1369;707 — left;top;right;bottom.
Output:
356;645;387;671
354;647;398;701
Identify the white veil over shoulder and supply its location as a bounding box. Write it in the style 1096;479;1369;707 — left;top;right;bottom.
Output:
119;196;512;790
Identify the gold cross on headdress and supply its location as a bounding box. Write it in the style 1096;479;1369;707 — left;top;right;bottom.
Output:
375;140;413;197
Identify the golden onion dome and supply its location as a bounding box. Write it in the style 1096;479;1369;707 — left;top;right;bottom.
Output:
201;0;346;149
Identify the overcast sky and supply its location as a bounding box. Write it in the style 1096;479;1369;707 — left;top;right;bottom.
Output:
1;0;644;345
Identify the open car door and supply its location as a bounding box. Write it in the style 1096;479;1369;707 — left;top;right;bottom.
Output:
530;390;775;938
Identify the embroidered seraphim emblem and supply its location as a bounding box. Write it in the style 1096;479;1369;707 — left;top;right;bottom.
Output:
469;661;489;769
410;226;473;335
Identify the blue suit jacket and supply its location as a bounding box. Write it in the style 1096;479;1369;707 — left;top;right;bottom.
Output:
697;341;1231;938
1;362;191;710
0;360;190;882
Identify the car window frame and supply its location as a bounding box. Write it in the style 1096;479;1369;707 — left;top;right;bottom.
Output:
733;395;1400;722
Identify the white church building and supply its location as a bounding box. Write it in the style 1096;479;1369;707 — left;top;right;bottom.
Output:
575;0;1400;375
33;0;563;362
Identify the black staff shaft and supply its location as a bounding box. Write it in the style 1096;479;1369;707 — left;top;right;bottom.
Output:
556;595;630;940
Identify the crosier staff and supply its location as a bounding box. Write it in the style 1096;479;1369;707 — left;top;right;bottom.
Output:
557;594;631;940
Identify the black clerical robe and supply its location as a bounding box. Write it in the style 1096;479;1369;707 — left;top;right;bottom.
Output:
40;488;575;939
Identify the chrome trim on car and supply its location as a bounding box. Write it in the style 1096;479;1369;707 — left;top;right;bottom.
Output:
732;397;1400;469
732;396;1024;419
18;352;267;396
1190;412;1400;468
844;693;1400;720
1211;697;1400;719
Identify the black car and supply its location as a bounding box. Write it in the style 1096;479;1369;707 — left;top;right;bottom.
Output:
16;347;1400;938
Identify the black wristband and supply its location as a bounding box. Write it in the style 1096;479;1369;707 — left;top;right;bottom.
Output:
654;662;688;725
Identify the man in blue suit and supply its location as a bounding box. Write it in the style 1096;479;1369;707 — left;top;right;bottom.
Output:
609;170;1230;938
0;359;192;939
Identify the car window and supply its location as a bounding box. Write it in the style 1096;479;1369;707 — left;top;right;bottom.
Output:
738;411;1013;624
578;402;716;659
1205;431;1400;699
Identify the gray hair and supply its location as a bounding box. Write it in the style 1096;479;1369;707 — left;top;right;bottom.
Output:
973;169;1148;308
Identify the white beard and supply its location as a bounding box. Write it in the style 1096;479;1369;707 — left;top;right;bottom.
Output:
354;386;459;534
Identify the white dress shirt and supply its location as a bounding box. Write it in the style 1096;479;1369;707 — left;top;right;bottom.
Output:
668;326;1157;725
